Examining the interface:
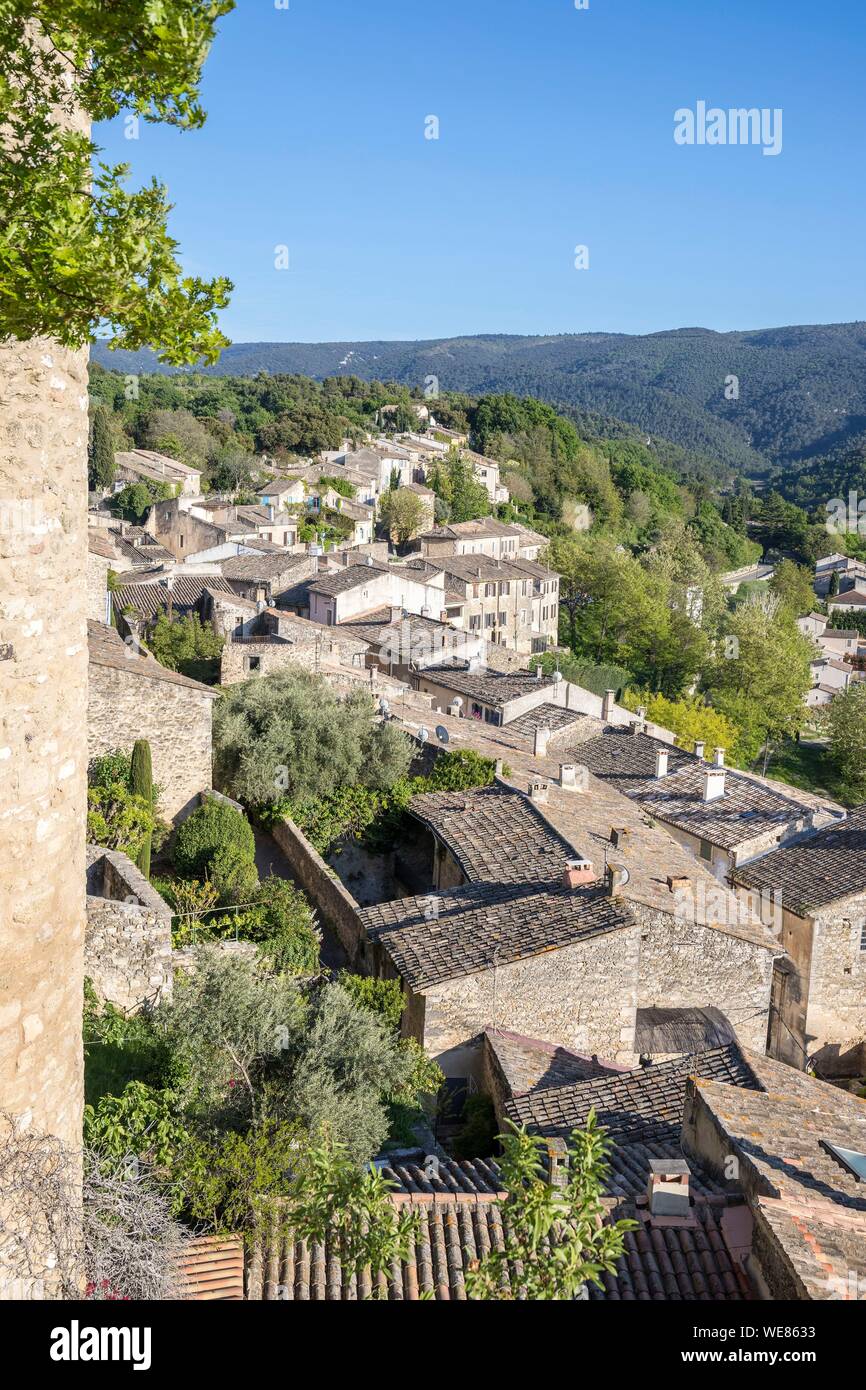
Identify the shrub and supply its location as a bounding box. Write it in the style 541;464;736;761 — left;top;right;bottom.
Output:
172;798;256;879
130;740;153;878
207;844;260;908
252;876;320;976
338;974;405;1032
427;748;497;791
87;783;159;862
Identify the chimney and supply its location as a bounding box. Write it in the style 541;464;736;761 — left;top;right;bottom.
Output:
605;861;629;896
544;1138;569;1193
714;746;725;767
667;874;691;894
535;664;543;680
388;605;402;625
534;725;551;757
563;857;596;889
646;1158;691;1220
655;748;669;779
694;740;705;760
528;778;549;805
559;763;585;792
703;767;726;802
494;759;504;777
610;826;630;849
601;688;615;721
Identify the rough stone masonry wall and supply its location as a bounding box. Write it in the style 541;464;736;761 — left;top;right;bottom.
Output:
88;662;213;821
0;336;89;1164
419;926;642;1066
85;849;173;1012
807;890;866;1067
632;902;776;1054
270;816;365;965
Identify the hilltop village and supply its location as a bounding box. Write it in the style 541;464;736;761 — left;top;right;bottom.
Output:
67;380;866;1301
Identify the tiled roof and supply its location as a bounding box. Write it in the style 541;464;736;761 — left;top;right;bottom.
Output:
635;1007;738;1056
221;551;311;581
732;805;866;915
336;606;454;647
691;1051;866;1298
589;1202;752;1301
418;662;557;708
483;1027;621;1098
115;575;233;618
308;562;388;595
87;619;218;695
577;728;815;850
505;1045;761;1198
361;876;634;990
107;527;175;568
408;783;576;885
505;702;588;741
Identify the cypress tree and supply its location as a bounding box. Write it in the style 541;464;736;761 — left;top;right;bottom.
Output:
88;404;116;491
130;739;153;879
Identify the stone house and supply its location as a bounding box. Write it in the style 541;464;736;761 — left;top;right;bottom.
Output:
411;552;559;654
220;550;318;607
410;661;566;726
307;560;454;627
414;517;544;563
732;805;866;1074
113;447;202;497
358;782;779;1076
87;531;114;624
220;611;370;685
576;727;838;881
88;620;217;821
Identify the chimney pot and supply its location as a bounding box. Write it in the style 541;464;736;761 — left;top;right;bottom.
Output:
694;740;705;759
601;689;615;721
655;748;669;779
534;724;551;757
647;1158;691;1219
494;758;504;777
714;747;725;767
610;826;630;848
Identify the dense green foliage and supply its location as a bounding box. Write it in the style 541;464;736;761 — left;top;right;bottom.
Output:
172;797;256;881
88;405;116;490
213;670;413;806
86;750;165;861
1;1;231;361
465;1114;636;1301
147;612;224;684
824;684;866;803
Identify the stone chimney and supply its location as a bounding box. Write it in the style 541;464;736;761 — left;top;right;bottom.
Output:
559;763;585;792
703;767;726;802
610;826;630;848
714;746;725;767
605;861;629;896
655;748;669;779
601;688;616;721
646;1158;691;1220
563;857;596;889
544;1137;569;1192
494;759;504;777
694;740;705;760
534;724;551;757
529;778;550;805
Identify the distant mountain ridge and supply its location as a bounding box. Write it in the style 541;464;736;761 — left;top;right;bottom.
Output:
92;321;866;481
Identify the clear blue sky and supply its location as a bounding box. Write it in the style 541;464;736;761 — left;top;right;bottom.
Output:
97;0;866;342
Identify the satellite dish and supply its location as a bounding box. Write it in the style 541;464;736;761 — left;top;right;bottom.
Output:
435;725;450;744
417;726;429;742
452;696;463;708
553;670;563;683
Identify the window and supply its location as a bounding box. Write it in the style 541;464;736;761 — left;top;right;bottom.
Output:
499;581;509;596
699;839;713;861
484;613;495;628
484;582;496;597
246;656;261;673
469;614;481;631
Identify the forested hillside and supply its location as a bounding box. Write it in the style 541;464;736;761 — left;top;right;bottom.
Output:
92;320;866;486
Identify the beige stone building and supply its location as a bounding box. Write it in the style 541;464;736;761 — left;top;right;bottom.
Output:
88;621;217;821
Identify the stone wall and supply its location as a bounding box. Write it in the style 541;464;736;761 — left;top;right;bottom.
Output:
85;848;173;1012
807;891;866;1071
86;549;111;623
88;659;214;821
0;335;89;1169
633;903;775;1054
270;816;365;964
412;926;642;1067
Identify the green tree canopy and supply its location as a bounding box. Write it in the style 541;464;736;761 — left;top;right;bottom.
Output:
0;0;232;361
